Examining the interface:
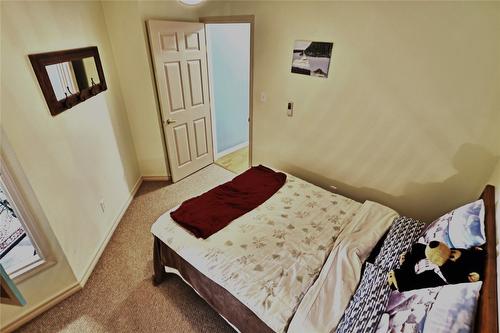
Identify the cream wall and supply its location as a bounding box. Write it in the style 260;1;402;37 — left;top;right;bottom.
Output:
101;0;200;177
1;0;499;328
196;0;500;221
103;1;500;221
0;135;78;331
1;0;140;327
101;1;166;177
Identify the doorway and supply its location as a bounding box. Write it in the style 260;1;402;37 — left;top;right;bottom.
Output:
205;22;251;174
147;16;253;181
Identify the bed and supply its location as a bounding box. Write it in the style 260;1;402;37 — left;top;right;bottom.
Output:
151;171;498;333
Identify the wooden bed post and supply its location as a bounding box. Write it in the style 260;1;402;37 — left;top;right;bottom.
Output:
475;185;498;333
152;236;168;286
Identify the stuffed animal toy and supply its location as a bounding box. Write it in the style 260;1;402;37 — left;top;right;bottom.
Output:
387;240;485;292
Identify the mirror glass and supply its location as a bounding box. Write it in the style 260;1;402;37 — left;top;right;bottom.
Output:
45;57;100;101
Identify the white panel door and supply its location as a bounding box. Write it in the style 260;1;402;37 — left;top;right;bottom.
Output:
147;20;214;182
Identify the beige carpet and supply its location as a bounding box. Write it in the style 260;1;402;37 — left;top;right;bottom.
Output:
17;165;236;333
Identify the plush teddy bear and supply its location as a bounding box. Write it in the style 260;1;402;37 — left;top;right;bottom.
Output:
387;240;485;292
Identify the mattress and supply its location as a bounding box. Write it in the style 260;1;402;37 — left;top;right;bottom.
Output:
151;172;398;332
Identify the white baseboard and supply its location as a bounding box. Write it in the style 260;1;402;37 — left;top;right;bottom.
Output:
142;175;170;181
2;174;168;331
1;282;82;333
79;176;143;286
215;141;248;160
3;176;143;332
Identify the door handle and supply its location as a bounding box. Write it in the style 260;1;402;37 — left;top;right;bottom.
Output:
164;119;176;125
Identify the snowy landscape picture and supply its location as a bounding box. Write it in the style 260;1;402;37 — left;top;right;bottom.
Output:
291;40;333;78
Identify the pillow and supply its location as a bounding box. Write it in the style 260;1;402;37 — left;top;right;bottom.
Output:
336;263;392;333
419;200;486;249
374;216;426;270
375;282;482;333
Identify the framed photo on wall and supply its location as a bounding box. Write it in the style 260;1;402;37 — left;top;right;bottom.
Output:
291;40;333;78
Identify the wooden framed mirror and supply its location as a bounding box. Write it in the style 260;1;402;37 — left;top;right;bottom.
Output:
29;46;107;116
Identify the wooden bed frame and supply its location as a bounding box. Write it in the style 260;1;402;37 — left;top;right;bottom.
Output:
153;185;498;332
475;185;498;333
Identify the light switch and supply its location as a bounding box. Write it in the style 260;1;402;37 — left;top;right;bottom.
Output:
287;101;293;117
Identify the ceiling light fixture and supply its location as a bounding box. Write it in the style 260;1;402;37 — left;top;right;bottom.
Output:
179;0;204;6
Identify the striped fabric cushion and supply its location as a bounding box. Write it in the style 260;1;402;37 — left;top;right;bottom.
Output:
336;263;391;333
374;216;426;270
336;217;426;333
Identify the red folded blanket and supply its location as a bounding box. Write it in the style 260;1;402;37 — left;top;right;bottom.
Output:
170;165;287;239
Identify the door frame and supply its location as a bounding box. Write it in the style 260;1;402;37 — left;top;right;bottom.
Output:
146;20;215;182
199;15;255;168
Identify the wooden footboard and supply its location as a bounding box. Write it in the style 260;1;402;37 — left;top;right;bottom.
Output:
152;235;274;333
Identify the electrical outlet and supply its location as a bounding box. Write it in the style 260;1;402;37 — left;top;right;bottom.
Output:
260;92;267;103
99;199;105;213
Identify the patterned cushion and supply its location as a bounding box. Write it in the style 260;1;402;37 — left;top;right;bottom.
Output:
418;200;485;249
375;282;482;333
374;216;426;270
336;263;392;333
340;213;482;333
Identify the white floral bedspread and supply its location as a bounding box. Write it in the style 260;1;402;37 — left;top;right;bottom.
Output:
151;174;362;332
